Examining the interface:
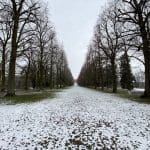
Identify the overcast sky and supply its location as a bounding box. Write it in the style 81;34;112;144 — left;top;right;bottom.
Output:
47;0;107;78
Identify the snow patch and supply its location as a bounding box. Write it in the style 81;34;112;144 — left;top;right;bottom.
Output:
0;86;149;149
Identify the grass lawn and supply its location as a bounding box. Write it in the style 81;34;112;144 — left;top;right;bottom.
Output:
89;87;150;104
0;86;72;105
0;91;55;104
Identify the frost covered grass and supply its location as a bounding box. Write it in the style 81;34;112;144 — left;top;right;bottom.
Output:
116;89;150;104
0;86;150;149
90;87;150;104
0;91;55;104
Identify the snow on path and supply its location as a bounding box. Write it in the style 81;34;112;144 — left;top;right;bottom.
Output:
0;86;150;150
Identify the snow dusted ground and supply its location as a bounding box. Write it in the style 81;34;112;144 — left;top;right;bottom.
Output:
131;88;145;95
0;86;150;150
132;88;145;92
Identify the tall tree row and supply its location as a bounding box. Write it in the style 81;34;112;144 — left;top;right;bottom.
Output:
0;0;74;96
78;0;149;98
119;0;150;97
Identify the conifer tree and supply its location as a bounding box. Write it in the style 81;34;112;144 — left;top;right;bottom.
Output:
120;51;134;90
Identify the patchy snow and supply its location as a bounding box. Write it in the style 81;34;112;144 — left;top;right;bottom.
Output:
132;88;144;92
132;88;145;95
0;86;150;149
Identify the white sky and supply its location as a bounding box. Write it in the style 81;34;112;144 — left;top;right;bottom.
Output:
47;0;107;78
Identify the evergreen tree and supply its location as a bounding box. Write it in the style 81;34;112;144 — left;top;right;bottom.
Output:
120;51;134;90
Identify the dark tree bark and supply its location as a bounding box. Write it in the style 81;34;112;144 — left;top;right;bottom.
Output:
140;19;150;97
144;50;150;97
7;12;19;96
24;61;30;90
1;45;6;92
39;46;44;89
111;60;117;93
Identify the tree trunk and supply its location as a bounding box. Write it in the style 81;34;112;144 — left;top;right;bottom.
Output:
56;66;59;88
59;68;62;88
39;64;43;89
100;70;104;90
143;51;150;97
6;17;19;96
1;45;6;92
111;60;117;93
144;55;150;97
44;68;47;87
25;72;28;90
39;46;44;89
99;57;104;90
50;70;52;89
140;25;150;98
37;69;40;88
7;48;17;96
94;66;97;89
25;62;30;90
50;51;53;89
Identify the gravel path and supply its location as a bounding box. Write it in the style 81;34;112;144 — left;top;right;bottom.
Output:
0;86;150;150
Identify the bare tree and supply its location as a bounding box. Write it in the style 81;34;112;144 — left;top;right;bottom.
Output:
34;8;52;89
119;0;150;97
94;3;122;93
6;0;39;96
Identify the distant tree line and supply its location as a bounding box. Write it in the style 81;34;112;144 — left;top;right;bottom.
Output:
78;0;150;98
0;0;74;96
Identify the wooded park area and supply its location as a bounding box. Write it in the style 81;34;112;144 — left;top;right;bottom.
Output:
0;0;74;97
78;0;150;98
